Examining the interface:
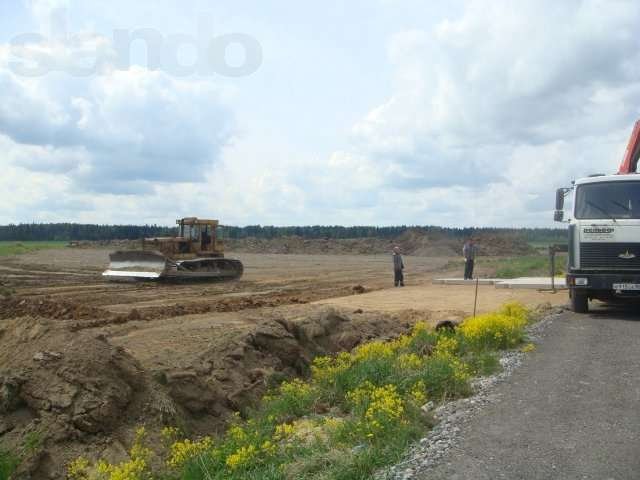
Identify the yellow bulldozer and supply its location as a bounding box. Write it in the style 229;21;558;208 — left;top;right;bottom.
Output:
102;217;243;281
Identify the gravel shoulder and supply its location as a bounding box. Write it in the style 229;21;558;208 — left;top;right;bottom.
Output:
407;304;640;480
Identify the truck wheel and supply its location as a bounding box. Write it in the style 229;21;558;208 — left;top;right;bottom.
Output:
570;290;589;313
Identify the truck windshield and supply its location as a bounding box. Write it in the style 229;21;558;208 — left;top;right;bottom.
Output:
575;181;640;219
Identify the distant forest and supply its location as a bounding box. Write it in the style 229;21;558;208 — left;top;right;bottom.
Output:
0;223;567;243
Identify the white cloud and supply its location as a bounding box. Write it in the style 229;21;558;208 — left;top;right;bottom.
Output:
324;0;640;226
1;34;234;193
2;0;640;227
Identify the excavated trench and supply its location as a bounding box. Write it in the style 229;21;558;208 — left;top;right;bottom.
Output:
0;306;418;479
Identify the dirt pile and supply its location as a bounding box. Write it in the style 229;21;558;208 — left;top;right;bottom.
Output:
393;230;461;257
471;233;536;256
0;297;109;322
0;294;312;331
138;294;309;321
0;316;151;478
226;229;535;257
394;230;536;257
67;239;140;249
0;307;415;479
225;236;393;255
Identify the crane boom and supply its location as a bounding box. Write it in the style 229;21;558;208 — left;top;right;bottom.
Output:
618;119;640;174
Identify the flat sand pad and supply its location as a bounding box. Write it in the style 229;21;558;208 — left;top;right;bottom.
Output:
433;277;567;290
432;278;500;285
495;277;567;289
314;283;567;316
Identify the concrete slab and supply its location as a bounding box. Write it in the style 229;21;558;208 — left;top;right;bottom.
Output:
495;277;567;290
432;278;499;286
434;277;567;290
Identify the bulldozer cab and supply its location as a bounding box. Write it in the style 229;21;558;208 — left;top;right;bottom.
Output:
138;217;224;259
177;217;218;254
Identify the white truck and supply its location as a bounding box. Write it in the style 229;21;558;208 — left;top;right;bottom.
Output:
555;120;640;313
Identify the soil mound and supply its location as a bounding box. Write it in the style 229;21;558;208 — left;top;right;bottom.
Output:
0;307;414;479
0;297;109;321
0;316;149;478
0;294;310;332
226;229;535;257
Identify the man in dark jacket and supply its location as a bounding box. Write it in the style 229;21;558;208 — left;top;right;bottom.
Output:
462;238;478;280
392;246;404;287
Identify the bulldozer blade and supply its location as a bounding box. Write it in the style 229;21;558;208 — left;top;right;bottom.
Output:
102;250;168;281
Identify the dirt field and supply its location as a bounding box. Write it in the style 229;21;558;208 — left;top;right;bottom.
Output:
0;247;566;478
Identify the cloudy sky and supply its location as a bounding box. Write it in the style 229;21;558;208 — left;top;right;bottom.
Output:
0;0;639;227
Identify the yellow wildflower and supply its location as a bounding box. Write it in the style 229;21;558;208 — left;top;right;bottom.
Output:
273;422;295;440
311;353;352;383
228;424;247;443
167;437;214;468
396;352;423;370
160;426;180;441
66;457;89;480
389;334;411;351
521;342;536;353
499;302;529;323
353;341;394;361
261;440;276;455
97;458;147;480
409;380;428;405
460;307;528;350
434;336;459;356
280;378;312;397
225;444;257;470
410;322;431;337
322;417;344;432
364;384;404;424
96;460;111;474
346;381;375;407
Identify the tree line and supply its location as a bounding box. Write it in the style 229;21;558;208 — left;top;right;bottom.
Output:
0;223;176;241
0;223;567;242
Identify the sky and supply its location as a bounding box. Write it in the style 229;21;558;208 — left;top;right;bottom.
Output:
0;0;639;227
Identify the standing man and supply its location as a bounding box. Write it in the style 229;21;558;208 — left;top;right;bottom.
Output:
392;246;405;287
462;238;478;280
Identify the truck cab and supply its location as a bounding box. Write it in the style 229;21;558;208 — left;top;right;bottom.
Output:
555;175;640;312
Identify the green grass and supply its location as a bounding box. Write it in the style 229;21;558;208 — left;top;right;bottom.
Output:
0;432;41;480
0;450;19;480
0;241;66;257
527;240;559;250
489;254;566;279
443;253;566;279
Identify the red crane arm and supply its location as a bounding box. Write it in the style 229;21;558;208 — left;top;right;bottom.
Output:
618;119;640;174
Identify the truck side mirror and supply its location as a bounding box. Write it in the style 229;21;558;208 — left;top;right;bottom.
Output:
554;188;565;222
555;188;565;210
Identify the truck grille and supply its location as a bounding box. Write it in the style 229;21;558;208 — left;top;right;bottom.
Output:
580;243;640;270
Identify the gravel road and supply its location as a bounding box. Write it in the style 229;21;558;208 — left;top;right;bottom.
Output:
420;303;640;480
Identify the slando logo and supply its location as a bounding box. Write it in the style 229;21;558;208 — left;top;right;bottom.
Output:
8;9;263;78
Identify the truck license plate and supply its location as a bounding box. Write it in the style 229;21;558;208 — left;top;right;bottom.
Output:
613;283;640;291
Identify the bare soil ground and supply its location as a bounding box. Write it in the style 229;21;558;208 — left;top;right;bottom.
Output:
0;247;565;478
